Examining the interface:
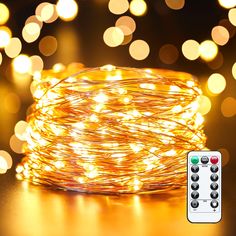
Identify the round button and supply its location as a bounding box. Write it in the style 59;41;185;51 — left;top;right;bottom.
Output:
191;165;199;173
210;200;218;208
201;156;209;164
191;183;199;190
210;191;218;199
210;165;218;173
191;200;199;208
210;156;218;164
210;183;218;190
191;174;199;182
191;156;199;164
210;174;218;182
191;191;199;199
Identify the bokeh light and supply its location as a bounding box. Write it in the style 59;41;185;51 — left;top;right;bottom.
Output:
207;73;226;95
182;40;200;60
198;95;212;115
159;44;179;64
211;26;229;46
10;135;25;154
0;156;8;174
199;40;218;61
14;120;28;141
0;52;2;65
25;15;43;29
4;37;22;58
129;0;147;16
0;3;9;25
103;27;124;47
36;2;58;23
108;0;129;15
219;18;236;38
129;40;150;60
165;0;185;10
116;16;136;35
56;0;78;21
207;52;224;70
221;97;236;117
218;0;236;9
39;36;58;56
30;55;44;75
3;92;21;114
0;150;12;170
0;26;11;48
12;54;32;74
22;22;41;43
228;8;236;26
232;62;236;79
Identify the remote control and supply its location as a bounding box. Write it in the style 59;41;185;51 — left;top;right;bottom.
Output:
187;151;222;223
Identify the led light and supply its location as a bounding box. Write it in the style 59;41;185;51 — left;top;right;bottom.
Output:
130;0;147;16
56;0;78;21
12;54;32;74
199;40;218;61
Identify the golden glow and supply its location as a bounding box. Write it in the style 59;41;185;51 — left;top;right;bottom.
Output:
103;27;124;47
4;37;22;58
108;0;129;15
182;40;200;60
22;23;40;43
0;26;11;48
10;135;25;154
229;8;236;26
207;73;226;95
219;148;230;166
218;0;236;9
15;120;28;141
25;15;43;29
12;54;32;74
0;3;9;25
40;3;56;22
0;52;2;65
16;66;206;193
129;40;150;60
56;0;78;21
130;0;147;16
3;92;21;114
116;16;136;37
211;26;229;46
159;44;179;64
199;40;218;61
221;97;236;117
198;95;211;115
0;156;8;174
232;62;236;79
0;150;12;170
39;36;58;56
165;0;185;10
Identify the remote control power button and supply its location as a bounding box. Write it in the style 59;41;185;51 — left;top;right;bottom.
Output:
191;183;199;190
210;200;218;208
210;191;218;199
201;156;209;164
191;200;199;208
191;165;199;173
210;174;218;182
210;156;219;164
191;156;199;164
210;183;218;190
191;174;199;182
191;191;199;199
210;165;218;173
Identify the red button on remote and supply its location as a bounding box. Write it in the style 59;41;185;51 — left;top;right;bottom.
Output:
210;156;218;164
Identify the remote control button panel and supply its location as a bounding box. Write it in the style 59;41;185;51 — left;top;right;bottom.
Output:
187;151;222;223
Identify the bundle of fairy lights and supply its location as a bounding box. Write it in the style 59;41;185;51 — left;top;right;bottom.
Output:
16;64;206;194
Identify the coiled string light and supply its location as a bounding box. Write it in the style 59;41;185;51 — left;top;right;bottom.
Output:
16;65;206;194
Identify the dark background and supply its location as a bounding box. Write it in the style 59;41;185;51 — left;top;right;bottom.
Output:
0;1;236;236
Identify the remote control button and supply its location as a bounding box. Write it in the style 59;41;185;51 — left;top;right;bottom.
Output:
210;191;218;199
210;200;218;208
210;165;218;173
191;200;199;208
210;183;218;190
210;174;218;182
191;165;199;173
191;191;199;199
191;183;199;190
191;156;199;164
191;174;199;182
210;156;218;164
201;156;209;164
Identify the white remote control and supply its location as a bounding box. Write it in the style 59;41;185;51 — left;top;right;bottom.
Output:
187;151;222;223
